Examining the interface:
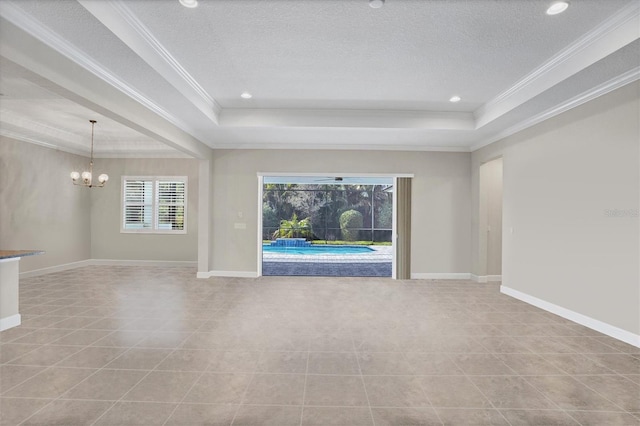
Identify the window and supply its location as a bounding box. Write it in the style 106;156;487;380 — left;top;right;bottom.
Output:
122;177;187;233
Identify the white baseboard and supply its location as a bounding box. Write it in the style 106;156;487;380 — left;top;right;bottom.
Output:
471;274;487;283
501;285;640;348
471;274;503;283
198;270;259;279
0;314;21;331
19;259;93;278
20;259;196;278
411;273;471;280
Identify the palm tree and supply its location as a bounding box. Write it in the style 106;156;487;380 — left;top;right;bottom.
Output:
273;214;312;239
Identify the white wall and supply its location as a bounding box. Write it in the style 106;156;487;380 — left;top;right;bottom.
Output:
90;158;199;262
472;81;640;336
208;149;471;275
0;138;91;272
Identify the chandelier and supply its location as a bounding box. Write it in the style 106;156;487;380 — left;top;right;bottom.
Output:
70;120;109;187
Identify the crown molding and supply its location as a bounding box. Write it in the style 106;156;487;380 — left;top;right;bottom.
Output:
2;129;189;159
475;1;640;129
0;129;89;157
212;141;471;152
0;2;192;136
93;151;192;159
78;0;221;124
471;67;640;152
0;110;83;144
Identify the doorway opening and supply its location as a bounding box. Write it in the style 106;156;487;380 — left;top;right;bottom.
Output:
479;157;503;281
259;175;394;277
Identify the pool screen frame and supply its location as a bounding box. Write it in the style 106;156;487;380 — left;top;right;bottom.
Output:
257;172;413;279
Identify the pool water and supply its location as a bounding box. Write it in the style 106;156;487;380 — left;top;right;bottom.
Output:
262;245;375;255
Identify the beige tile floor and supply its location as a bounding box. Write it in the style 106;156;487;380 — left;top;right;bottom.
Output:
1;266;639;425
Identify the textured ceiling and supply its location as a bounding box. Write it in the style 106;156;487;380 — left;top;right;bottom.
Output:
0;0;638;156
125;0;632;109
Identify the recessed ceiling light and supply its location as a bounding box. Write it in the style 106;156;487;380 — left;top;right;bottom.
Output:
179;0;198;8
369;0;384;9
546;1;569;15
449;95;461;103
241;92;252;99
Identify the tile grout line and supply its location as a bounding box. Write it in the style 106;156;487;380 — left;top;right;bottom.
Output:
3;325;80;349
568;374;634;415
160;329;229;426
534;349;634;416
351;334;377;426
86;313;212;426
229;355;261;426
2;328;124;398
517;370;595;425
446;353;514;426
299;349;311;426
12;331;130;426
12;312;188;426
399;350;445;425
3;395;639;412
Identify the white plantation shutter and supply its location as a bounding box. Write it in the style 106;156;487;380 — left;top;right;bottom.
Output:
123;180;153;229
157;180;186;231
122;177;187;233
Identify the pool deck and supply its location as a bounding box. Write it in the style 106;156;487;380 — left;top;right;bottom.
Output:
262;261;391;277
262;245;392;277
262;245;392;263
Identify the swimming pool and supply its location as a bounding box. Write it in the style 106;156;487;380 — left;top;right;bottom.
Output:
262;245;375;255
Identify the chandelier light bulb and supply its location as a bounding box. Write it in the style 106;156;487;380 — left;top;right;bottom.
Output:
70;171;80;180
81;171;92;181
98;174;109;183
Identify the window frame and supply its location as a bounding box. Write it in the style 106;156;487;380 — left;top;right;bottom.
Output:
121;176;188;234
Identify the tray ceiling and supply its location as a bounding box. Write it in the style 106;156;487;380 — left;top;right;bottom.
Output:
0;0;638;157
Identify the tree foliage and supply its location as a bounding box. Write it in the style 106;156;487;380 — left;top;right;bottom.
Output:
262;203;279;227
263;184;393;242
339;209;363;241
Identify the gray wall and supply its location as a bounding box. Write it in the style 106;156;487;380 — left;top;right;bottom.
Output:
209;149;472;274
472;81;640;335
0;138;91;272
91;157;199;261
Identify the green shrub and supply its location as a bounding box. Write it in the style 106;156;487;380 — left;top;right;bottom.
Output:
339;209;363;241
